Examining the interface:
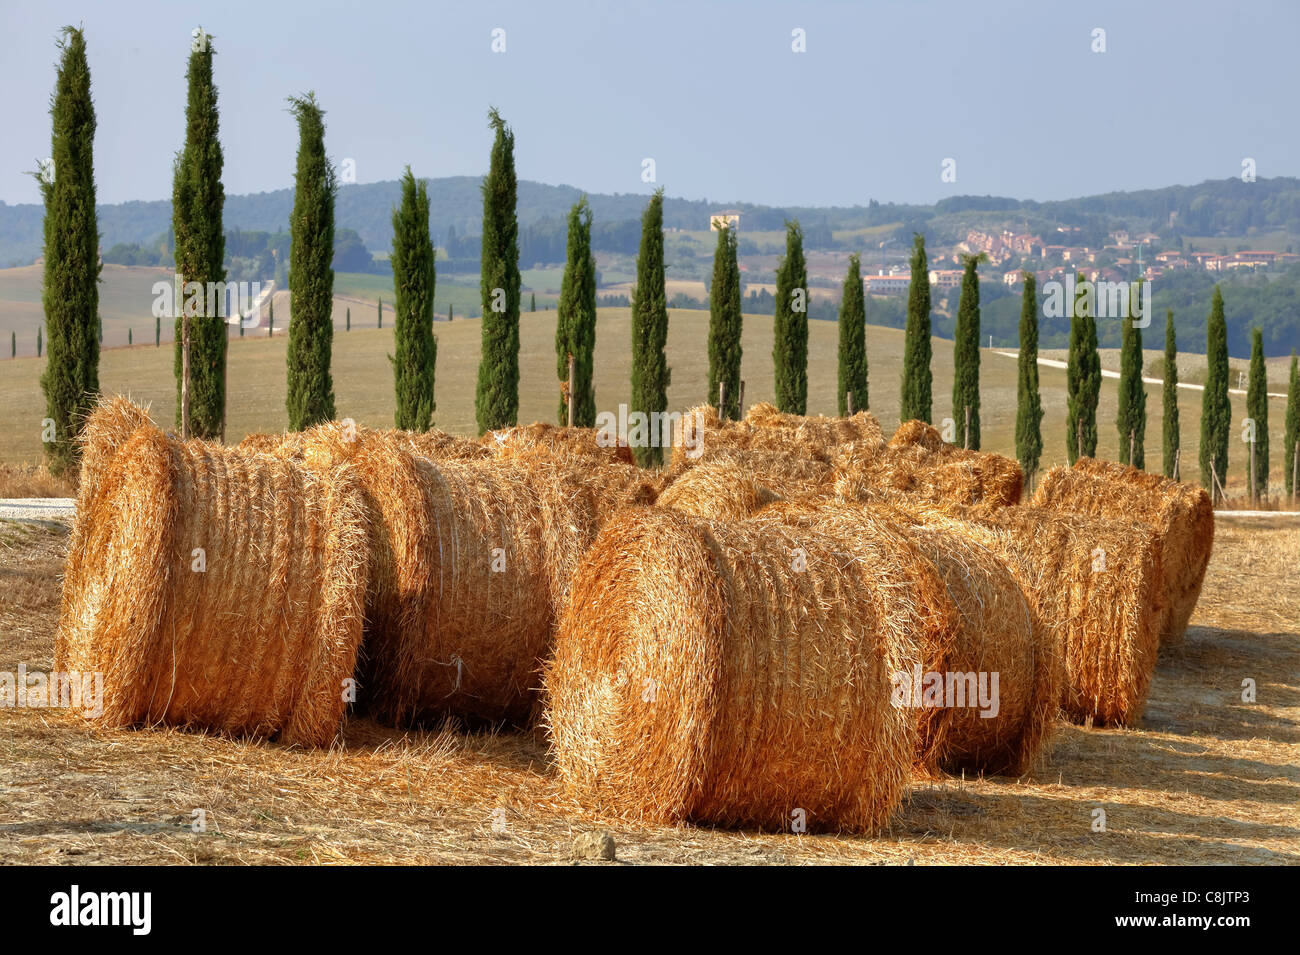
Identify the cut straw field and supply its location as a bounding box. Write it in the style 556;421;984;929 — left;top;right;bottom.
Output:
0;307;1292;496
0;515;1294;864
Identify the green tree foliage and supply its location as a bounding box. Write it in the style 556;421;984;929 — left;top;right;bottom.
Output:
707;225;743;420
475;107;521;433
837;253;867;416
284;92;337;431
1066;274;1100;463
37;26;100;474
390;167;437;432
1200;286;1231;496
1015;272;1043;484
901;233;932;423
629;188;670;466
1117;285;1147;468
1162;311;1181;478
1246;326;1269;494
555;197;597;426
952;255;982;449
772;220;808;413
345;307;350;332
171;30;227;439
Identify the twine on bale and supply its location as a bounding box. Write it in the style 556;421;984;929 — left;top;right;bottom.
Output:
56;422;369;745
1032;457;1214;645
545;507;927;833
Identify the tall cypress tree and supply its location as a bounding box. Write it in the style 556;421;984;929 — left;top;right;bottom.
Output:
284;92;337;431
629;188;670;466
1283;350;1298;499
1066;274;1100;463
1246;326;1269;495
837;253;867;416
772;220;808;413
1200;286;1231;497
555;196;597;426
390;167;436;432
475;107;521;433
901;233;932;423
171;29;226;440
952;254;982;449
707;224;743;420
37;26;99;474
1162;311;1181;478
1117;284;1146;468
1015;272;1043;485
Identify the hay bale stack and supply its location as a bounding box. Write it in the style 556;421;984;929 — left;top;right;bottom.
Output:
58;396;157;675
758;499;1058;776
56;422;369;745
658;450;833;519
347;438;608;726
483;421;633;466
236;424;489;463
545;507;926;832
832;422;1023;509
948;504;1164;726
744;401;887;452
1032;458;1213;644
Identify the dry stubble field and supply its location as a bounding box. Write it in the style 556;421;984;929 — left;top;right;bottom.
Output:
0;516;1295;865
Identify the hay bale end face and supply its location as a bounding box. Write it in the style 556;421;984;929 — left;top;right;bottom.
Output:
1032;459;1213;645
57;422;369;746
546;507;920;833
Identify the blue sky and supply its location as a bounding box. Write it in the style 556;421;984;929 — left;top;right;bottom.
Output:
1;0;1295;207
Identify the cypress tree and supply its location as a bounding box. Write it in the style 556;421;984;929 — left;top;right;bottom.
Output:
901;233;932;423
707;224;742;421
10;331;14;358
555;197;597;426
171;29;226;440
1117;283;1146;468
37;26;100;474
390;167;437;432
447;303;453;323
531;291;536;313
156;314;160;347
1162;311;1180;478
128;328;133;346
284;92;337;431
629;188;670;466
1200;286;1231;497
345;307;350;332
268;298;273;337
1066;274;1100;463
1283;350;1298;499
475;107;521;433
837;252;867;416
377;297;382;328
1015;272;1043;485
952;254;982;449
772;220;808;413
1246;326;1269;495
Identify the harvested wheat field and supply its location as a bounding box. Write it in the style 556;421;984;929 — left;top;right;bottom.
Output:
0;512;1294;864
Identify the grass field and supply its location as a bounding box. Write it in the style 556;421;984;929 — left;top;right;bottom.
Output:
1;515;1294;864
0;306;1292;495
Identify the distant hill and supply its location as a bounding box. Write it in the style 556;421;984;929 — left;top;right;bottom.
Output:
3;176;1299;268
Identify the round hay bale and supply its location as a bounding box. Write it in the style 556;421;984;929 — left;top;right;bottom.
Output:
832;441;1023;510
950;504;1164;727
483;421;633;466
889;419;947;452
657;450;833;519
57;422;369;745
1032;458;1213;645
348;439;607;726
672;403;854;469
745;401;887;451
57;396;156;676
758;499;1058;776
545;507;922;832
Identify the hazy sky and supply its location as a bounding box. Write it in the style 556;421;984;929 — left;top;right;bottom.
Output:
2;0;1295;208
